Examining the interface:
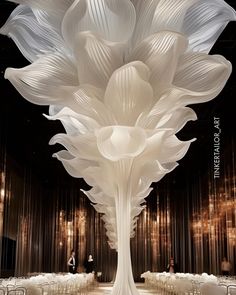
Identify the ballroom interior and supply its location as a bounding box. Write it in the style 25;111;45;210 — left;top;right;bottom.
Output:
0;0;236;294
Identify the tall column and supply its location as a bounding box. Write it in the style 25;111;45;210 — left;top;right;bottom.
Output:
111;189;139;295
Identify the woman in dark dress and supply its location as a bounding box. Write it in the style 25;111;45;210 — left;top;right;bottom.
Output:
67;249;77;274
85;254;95;273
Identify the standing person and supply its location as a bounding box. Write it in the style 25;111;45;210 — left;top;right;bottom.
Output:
67;249;77;274
84;254;95;273
221;257;231;276
166;257;178;273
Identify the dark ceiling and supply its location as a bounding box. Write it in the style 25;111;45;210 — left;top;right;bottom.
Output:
0;0;236;189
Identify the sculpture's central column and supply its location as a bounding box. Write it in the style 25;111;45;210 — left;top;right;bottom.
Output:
111;187;139;295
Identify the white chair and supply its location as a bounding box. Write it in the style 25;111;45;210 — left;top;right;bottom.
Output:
218;284;228;295
175;278;194;295
0;287;6;295
21;281;42;295
200;282;226;295
6;285;16;294
227;284;236;295
7;287;27;295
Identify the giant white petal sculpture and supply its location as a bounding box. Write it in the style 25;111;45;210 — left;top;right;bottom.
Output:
1;0;235;294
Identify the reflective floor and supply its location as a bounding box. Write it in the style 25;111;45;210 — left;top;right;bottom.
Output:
89;283;157;294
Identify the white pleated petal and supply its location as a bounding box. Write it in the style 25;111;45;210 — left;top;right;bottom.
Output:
138;129;174;160
136;188;152;202
132;0;236;52
28;1;73;36
48;85;115;126
82;187;114;206
74;32;124;89
62;0;136;47
130;0;161;47
131;188;152;206
4;53;78;105
50;133;101;160
53;150;98;178
98;205;117;246
137;106;197;132
129;31;188;97
0;5;66;62
44;107;100;135
159;135;196;163
156;107;197;133
73;87;116;126
48;105;64;116
138;131;194;165
96;126;147;161
133;160;169;191
183;0;236;53
103;220;116;238
174;52;232;93
8;0;73;11
31;8;65;36
81;164;117;197
141;53;232;120
129;159;178;202
97;216;117;245
104;61;153;125
131;0;197;47
131;206;144;220
6;0;73;50
151;0;198;34
82;166;106;189
129;0;142;8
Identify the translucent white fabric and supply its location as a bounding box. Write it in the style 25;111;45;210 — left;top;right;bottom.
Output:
1;0;235;294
